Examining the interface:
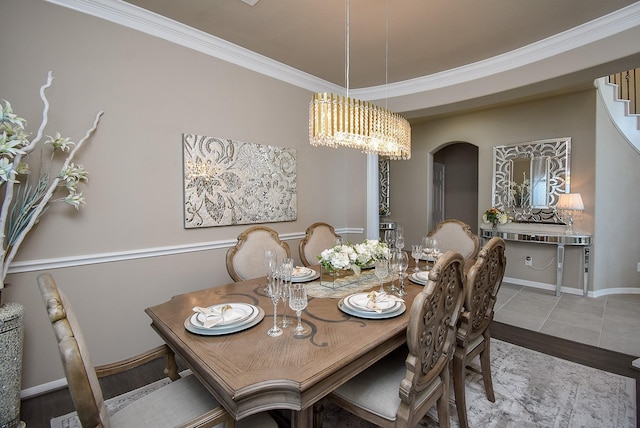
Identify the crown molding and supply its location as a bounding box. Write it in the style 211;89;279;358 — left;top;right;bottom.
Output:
43;0;342;94
45;0;640;104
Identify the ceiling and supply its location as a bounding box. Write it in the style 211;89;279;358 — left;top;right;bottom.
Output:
119;0;640;119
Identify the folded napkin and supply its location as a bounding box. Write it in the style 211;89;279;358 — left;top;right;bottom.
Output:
292;266;313;277
415;271;430;282
193;305;244;328
364;291;404;313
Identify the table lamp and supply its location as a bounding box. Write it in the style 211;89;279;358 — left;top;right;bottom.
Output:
557;193;584;234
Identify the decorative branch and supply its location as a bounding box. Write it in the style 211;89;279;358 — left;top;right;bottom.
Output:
0;72;103;289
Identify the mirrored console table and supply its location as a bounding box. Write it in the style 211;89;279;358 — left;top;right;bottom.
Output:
480;226;592;296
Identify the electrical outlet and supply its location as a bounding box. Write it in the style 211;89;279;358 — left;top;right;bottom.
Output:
637;262;640;272
525;256;533;266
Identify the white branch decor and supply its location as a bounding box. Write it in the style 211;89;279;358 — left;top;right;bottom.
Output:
0;71;103;291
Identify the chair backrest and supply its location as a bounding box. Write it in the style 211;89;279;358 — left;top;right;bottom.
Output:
226;225;291;281
400;250;465;423
37;273;110;427
298;222;341;266
427;219;480;261
459;237;506;343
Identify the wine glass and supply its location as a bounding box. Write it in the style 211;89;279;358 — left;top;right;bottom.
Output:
266;272;283;337
395;251;409;297
289;284;308;337
383;230;395;249
279;258;294;328
424;237;439;271
395;236;405;251
389;249;402;293
264;250;277;291
395;225;404;239
374;259;389;293
411;244;423;272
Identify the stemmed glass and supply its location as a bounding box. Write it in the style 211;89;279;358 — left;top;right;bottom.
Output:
264;250;277;291
288;284;308;337
374;259;389;293
266;272;283;337
411;244;423;271
389;249;402;293
395;236;405;252
424;238;440;270
394;251;409;296
279;258;294;329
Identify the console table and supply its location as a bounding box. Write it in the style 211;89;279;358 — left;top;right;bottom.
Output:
480;227;592;296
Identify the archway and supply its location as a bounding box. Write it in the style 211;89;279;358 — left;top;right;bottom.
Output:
431;142;479;231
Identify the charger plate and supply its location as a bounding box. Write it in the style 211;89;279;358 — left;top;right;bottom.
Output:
185;305;264;335
338;298;405;319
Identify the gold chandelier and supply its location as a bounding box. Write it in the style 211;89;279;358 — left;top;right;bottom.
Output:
309;1;411;160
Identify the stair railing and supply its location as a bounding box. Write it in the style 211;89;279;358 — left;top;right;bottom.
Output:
609;68;639;115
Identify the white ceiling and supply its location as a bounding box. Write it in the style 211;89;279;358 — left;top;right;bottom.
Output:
99;0;640;118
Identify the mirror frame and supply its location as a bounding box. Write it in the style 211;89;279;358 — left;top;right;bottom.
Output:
492;137;571;223
379;157;390;217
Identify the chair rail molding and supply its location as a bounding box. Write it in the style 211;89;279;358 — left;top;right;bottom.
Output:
7;228;364;274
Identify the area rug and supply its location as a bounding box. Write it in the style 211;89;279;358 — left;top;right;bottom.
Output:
322;339;637;428
51;340;636;428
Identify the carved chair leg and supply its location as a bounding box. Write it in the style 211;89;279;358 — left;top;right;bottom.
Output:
452;352;469;428
436;385;451;428
480;332;495;402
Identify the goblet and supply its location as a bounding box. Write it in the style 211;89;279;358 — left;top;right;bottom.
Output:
389;249;402;293
266;273;283;337
411;244;423;271
395;236;405;251
424;238;439;271
279;258;294;328
374;259;389;293
395;251;409;296
289;284;308;337
264;250;277;291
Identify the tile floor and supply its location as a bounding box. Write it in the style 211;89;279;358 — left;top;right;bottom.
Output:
494;282;640;357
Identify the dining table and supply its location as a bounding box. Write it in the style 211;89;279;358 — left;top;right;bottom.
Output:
144;264;427;428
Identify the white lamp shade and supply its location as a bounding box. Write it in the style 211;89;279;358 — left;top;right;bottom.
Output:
557;193;584;210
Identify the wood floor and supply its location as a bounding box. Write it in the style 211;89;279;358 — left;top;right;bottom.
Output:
20;321;640;428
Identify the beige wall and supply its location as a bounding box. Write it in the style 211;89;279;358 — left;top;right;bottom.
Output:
0;0;367;391
391;90;601;292
595;92;640;290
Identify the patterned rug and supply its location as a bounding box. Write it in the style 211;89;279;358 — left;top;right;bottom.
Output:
51;340;636;428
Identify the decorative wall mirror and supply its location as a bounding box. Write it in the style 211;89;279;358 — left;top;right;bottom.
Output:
379;157;390;217
492;137;571;223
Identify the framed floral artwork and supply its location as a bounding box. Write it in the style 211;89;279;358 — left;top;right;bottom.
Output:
183;134;297;228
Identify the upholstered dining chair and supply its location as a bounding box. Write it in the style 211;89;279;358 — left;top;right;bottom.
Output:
452;237;506;428
37;273;277;428
327;251;466;428
226;225;291;282
427;219;480;270
298;222;341;266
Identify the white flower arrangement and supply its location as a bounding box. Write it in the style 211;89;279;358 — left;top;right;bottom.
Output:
482;207;509;225
319;239;389;275
0;72;103;293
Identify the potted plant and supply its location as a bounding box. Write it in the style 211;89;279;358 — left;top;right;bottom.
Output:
0;71;102;427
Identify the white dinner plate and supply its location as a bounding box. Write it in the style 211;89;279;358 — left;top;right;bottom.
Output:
290;268;320;283
338;299;405;319
345;292;400;313
408;272;429;285
185;306;264;336
291;266;314;278
189;303;257;331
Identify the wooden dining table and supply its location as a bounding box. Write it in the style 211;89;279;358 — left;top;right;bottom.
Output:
145;267;425;427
